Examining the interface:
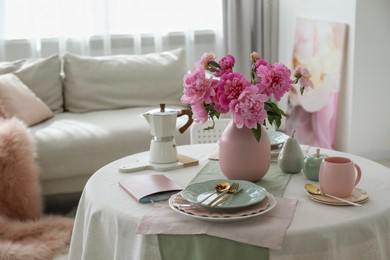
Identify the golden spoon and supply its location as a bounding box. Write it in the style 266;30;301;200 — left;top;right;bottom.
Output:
304;183;362;207
197;181;230;204
210;183;241;208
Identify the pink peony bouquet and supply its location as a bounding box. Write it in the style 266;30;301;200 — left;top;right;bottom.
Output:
181;52;313;141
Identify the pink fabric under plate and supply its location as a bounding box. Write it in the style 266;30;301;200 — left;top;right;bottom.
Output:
136;195;297;250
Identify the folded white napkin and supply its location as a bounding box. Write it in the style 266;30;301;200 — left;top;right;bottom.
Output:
136;196;297;250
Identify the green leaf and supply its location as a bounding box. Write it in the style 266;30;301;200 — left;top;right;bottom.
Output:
208;60;220;68
208;67;219;73
251;123;262;142
251;70;257;85
264;101;287;129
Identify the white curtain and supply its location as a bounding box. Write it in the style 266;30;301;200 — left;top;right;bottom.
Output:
0;0;224;69
0;0;5;59
222;0;279;77
1;0;279;71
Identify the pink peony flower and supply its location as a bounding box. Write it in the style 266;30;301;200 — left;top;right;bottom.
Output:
250;51;261;61
181;51;312;141
255;58;271;69
230;85;268;129
294;66;314;89
216;72;252;113
256;63;292;101
250;51;270;70
215;54;235;77
190;102;209;124
197;52;216;70
181;68;216;105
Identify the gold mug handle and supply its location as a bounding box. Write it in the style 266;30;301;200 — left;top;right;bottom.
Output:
178;109;193;134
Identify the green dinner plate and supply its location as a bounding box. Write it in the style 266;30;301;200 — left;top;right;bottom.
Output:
181;179;267;210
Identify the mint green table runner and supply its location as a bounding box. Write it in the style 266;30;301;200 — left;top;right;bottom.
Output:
158;161;292;260
158;234;268;260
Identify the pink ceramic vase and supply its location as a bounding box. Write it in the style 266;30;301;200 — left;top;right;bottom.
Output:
219;121;271;182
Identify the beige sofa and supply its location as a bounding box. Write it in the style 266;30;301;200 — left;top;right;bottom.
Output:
0;48;191;196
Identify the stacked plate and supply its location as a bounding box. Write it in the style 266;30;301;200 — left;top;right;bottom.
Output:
269;131;289;150
169;179;276;222
268;131;289;161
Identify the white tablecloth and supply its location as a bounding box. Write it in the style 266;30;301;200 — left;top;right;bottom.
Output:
68;144;390;260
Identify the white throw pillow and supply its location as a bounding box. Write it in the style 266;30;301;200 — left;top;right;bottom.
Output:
0;74;54;126
0;55;63;113
63;48;187;113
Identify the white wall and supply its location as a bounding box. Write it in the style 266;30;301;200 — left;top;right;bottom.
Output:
278;0;390;161
351;0;390;160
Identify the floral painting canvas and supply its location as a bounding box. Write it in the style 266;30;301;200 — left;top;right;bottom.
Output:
285;17;348;149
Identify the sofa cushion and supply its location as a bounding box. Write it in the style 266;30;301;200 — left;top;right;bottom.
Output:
0;74;54;126
0;55;63;113
63;48;187;113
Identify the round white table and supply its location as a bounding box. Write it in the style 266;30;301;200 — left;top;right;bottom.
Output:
68;144;390;260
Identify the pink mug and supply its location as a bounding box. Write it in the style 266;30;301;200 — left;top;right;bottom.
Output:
319;157;362;198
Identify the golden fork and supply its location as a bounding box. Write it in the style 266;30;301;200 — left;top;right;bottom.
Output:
209;182;239;208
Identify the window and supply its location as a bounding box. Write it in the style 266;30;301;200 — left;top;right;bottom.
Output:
3;0;223;40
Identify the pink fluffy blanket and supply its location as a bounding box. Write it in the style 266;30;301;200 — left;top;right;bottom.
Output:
0;117;74;259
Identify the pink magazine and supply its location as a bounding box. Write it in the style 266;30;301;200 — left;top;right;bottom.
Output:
118;174;182;203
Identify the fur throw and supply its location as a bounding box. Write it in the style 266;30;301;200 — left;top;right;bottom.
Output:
0;117;42;220
0;117;74;260
0;215;73;260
